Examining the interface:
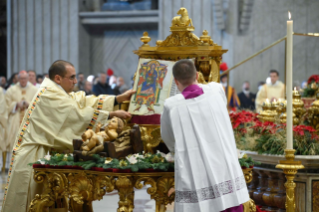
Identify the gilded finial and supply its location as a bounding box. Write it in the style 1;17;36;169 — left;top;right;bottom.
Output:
200;30;211;46
140;31;151;47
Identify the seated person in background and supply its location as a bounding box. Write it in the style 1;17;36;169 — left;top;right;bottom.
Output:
73;72;85;92
161;59;249;212
238;81;256;111
92;72;114;96
113;77;129;95
84;80;93;95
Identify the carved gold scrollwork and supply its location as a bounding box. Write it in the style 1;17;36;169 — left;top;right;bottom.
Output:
135;177;157;195
242;168;253;184
68;172;94;212
116;176;135;212
29;172;68;212
242;198;257;212
155;177;175;206
158;31;203;47
28;194;55;212
89;175;114;201
140;126;162;153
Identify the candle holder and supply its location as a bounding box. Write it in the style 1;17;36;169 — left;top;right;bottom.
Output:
279;101;299;125
292;89;306;124
258;100;276;122
276;149;304;212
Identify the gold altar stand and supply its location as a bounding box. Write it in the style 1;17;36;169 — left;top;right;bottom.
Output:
29;168;174;212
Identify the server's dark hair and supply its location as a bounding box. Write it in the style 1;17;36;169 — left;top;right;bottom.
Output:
172;59;196;86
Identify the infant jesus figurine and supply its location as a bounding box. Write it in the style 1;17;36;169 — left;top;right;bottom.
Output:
81;117;125;155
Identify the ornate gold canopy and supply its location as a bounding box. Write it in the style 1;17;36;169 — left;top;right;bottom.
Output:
134;7;228;83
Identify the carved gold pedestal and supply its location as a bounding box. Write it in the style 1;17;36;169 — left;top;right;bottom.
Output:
29;168;174;212
276;149;304;212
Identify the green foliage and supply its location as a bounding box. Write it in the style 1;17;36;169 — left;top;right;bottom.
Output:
238;156;261;168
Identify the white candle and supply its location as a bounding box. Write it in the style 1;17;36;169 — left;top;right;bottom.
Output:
286;11;293;149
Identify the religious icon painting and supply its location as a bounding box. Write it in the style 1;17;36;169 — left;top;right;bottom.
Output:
128;59;176;115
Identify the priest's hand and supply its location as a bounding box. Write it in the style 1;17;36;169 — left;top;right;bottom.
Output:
116;89;136;103
168;188;175;197
23;101;29;109
17;101;24;110
109;110;131;119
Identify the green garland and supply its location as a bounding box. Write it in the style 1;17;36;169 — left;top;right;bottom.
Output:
238;155;261;168
29;152;260;171
29;153;175;172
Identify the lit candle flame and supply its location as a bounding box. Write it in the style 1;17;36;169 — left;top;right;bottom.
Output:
273;99;277;103
266;99;270;103
288;11;291;20
294;87;296;91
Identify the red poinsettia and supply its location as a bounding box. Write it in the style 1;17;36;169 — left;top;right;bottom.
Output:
293;125;318;139
229;110;259;129
251;121;278;134
307;75;319;84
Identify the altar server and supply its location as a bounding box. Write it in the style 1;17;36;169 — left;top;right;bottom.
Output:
2;60;134;212
161;60;249;212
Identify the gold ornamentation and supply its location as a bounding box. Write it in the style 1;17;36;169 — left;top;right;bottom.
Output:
115;176;135;212
306;93;319;132
208;59;220;82
135;176;175;212
197;72;207;84
140;32;151;47
276;149;304;212
140;125;162;153
200;30;211;46
171;7;193;28
158;31;203;47
29;171;68;212
30;169;174;212
242;199;256;212
134;8;227;85
242;168;253;184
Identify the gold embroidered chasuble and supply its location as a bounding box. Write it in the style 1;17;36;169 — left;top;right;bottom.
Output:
0;87;7;151
2;78;115;212
5;82;38;152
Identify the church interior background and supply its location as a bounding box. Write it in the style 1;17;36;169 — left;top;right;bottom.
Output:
0;0;319;211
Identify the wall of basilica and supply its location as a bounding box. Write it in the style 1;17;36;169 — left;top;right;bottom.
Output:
7;0;319;92
7;0;79;76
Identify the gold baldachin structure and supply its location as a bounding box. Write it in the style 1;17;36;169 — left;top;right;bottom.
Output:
29;169;174;212
134;7;227;84
132;7;227;154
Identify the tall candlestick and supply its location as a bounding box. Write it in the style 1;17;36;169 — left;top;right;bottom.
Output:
286;12;293;149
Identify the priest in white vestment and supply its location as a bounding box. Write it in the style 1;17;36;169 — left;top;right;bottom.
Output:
0;87;8;170
256;70;285;112
4;71;38;171
161;60;249;212
2;60;134;212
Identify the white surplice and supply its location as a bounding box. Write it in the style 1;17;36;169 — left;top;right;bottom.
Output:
161;82;249;212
